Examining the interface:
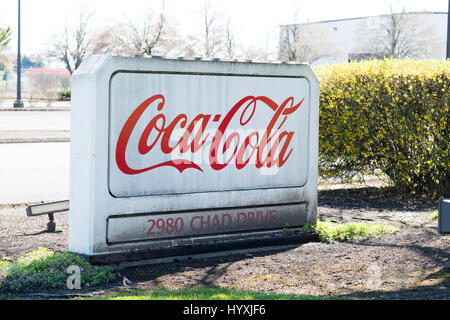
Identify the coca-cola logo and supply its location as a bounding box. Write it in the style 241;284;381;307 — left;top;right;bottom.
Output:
116;94;304;175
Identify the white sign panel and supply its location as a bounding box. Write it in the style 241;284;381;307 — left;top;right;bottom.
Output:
69;55;319;262
109;73;310;197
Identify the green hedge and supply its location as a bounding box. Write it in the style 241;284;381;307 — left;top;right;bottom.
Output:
315;59;449;197
58;88;71;100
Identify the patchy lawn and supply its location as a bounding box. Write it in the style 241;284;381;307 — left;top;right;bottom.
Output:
79;287;343;300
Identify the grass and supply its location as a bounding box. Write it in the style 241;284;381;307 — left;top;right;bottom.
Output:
431;210;439;220
0;248;115;293
80;287;344;300
303;220;399;243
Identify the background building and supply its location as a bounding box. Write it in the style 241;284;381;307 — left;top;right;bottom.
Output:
279;11;448;65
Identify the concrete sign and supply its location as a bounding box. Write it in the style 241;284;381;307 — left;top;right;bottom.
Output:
69;55;319;262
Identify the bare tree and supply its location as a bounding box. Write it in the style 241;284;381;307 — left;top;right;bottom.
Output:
279;23;332;64
240;33;275;62
241;47;270;61
357;8;440;59
73;11;92;69
184;0;225;59
381;13;411;57
278;10;332;64
49;10;94;74
89;25;121;55
0;26;12;70
202;0;225;58
117;10;165;56
91;5;182;57
224;18;237;59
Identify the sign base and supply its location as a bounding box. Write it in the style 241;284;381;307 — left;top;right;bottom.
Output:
81;230;318;265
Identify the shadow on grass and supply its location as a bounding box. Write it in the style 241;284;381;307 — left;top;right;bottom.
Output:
356;227;448;260
342;272;450;300
340;231;450;300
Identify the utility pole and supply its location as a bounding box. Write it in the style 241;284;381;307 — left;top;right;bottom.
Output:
14;0;24;108
447;0;450;59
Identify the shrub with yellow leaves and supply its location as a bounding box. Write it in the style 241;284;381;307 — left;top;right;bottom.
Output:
315;59;449;197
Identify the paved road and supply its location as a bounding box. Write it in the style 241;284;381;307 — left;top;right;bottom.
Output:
0;99;71;109
0;143;69;204
0;111;70;131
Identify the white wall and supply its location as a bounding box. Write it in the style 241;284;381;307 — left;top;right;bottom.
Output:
281;12;448;65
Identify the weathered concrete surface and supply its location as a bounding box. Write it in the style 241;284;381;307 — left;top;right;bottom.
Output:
70;55;320;259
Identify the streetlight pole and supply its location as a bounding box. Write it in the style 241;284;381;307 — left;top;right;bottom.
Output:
447;0;450;59
14;0;23;108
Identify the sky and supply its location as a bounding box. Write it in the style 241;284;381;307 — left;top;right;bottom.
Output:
0;0;448;62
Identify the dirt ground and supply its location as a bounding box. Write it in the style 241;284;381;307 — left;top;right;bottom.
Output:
1;187;449;299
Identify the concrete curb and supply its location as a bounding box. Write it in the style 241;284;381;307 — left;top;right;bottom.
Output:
89;232;319;265
0;137;70;144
